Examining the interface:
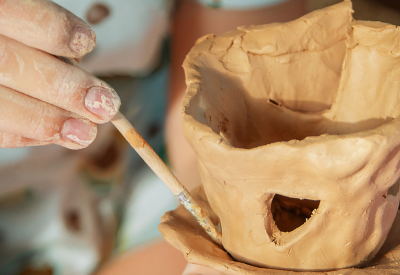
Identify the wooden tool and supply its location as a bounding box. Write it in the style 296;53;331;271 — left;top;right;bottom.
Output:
58;55;222;246
111;112;222;246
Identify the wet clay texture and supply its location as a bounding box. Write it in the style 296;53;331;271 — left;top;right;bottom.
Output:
159;186;400;274
179;0;400;271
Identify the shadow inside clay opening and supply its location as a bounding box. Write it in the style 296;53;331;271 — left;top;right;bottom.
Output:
189;67;393;149
389;179;400;198
271;194;320;233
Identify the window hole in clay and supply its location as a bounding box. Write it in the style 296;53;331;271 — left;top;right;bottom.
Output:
271;194;320;232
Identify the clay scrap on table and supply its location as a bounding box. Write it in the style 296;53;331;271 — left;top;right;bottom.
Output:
162;0;400;272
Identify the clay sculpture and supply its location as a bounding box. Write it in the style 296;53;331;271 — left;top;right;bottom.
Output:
162;0;400;272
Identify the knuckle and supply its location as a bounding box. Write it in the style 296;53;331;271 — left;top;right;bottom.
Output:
54;68;70;95
30;104;54;140
53;66;80;108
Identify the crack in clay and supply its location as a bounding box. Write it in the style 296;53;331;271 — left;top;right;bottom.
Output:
186;249;193;257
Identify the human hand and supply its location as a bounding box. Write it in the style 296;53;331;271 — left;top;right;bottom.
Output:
182;263;227;275
0;0;120;149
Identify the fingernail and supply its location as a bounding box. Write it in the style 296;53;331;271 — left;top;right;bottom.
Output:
61;118;97;147
70;25;96;55
85;86;120;119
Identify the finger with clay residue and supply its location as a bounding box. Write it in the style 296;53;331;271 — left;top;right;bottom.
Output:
0;132;51;148
0;132;91;150
0;86;97;149
0;36;120;124
0;0;96;58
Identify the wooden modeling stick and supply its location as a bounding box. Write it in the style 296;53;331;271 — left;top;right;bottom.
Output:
57;56;222;246
111;112;223;246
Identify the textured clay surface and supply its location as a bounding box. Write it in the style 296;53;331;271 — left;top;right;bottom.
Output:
178;0;400;271
159;186;400;275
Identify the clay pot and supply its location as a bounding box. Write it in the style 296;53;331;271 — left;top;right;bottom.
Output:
159;186;400;274
180;1;400;271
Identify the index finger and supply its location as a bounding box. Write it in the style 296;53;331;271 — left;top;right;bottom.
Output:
0;0;96;58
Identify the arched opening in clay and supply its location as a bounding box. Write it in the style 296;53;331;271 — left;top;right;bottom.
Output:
271;194;320;232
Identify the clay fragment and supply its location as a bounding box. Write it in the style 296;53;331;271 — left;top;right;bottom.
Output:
169;0;400;272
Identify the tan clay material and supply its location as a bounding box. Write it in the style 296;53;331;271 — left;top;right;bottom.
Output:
159;186;400;275
179;0;400;271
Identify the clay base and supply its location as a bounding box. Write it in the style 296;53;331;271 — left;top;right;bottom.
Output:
159;186;400;275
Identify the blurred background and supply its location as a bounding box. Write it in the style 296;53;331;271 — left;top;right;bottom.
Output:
309;0;400;25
